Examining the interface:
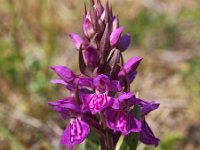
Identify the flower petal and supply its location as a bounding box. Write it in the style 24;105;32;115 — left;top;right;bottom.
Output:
82;93;114;114
139;120;160;147
48;97;80;119
117;34;131;52
50;66;76;83
135;99;160;116
69;33;84;50
110;26;124;47
61;118;90;149
105;109;141;135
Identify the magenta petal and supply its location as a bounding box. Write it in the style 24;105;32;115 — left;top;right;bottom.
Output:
105;109;141;135
50;66;76;83
48;97;80;119
117;34;131;52
82;93;114;114
110;26;124;47
118;57;143;77
61;118;90;149
139;120;160;147
69;33;84;49
135;99;160;116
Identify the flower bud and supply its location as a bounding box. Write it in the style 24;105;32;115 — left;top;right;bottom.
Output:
83;18;95;38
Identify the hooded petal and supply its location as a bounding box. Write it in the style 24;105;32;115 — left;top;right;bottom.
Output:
118;57;143;77
110;26;124;47
69;33;84;50
93;74;110;93
117;34;131;52
139;120;160;147
112;92;136;110
61;118;90;149
50;66;76;83
82;93;114;114
105;109;141;135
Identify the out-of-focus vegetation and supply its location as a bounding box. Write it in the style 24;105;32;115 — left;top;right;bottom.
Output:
0;0;200;149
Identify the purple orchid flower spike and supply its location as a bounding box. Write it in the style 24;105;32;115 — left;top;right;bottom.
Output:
49;0;160;149
61;117;90;150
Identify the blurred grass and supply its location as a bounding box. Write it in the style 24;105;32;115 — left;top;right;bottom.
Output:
0;0;200;149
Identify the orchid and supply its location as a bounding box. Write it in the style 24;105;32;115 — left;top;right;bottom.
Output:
48;0;160;149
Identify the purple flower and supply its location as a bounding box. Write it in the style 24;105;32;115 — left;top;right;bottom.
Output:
81;74;121;114
49;0;160;149
112;92;136;110
104;108;141;135
61;117;90;150
139;120;160;147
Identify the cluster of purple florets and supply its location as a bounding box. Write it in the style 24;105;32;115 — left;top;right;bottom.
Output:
48;0;159;150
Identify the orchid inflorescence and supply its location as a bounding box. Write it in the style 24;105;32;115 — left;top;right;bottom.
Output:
48;0;160;150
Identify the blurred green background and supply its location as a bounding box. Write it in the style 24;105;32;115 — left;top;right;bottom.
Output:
0;0;200;149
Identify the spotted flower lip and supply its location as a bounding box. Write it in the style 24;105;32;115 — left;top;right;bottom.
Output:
82;93;114;114
61;118;90;150
104;108;141;135
139;120;160;147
